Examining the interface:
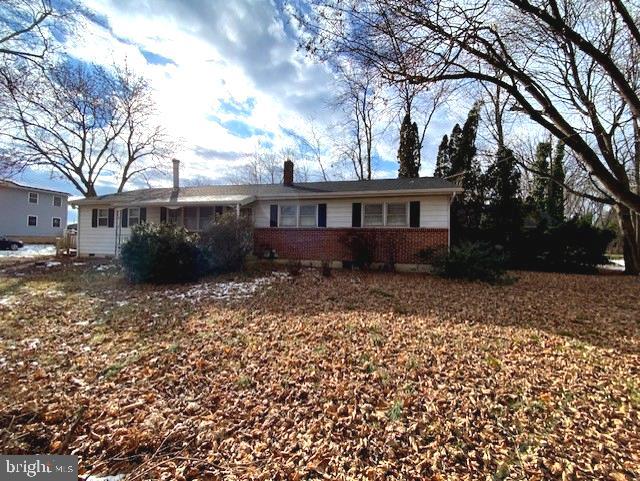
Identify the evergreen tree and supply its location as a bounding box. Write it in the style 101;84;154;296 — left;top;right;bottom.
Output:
547;141;565;223
531;141;552;214
483;146;522;246
397;112;421;177
434;134;449;177
448;102;484;242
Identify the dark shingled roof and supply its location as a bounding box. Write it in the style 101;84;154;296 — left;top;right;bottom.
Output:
71;177;460;205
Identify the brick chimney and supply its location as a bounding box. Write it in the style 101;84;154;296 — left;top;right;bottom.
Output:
172;158;180;189
283;159;294;186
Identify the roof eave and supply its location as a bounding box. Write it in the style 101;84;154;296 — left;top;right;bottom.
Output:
69;187;462;206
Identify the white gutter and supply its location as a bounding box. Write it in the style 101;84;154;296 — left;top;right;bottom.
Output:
69;188;462;206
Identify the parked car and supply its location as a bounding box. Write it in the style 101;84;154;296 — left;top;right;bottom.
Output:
0;237;23;251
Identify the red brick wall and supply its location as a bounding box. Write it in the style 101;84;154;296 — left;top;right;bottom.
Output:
254;228;448;264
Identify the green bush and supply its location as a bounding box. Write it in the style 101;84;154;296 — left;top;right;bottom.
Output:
341;231;375;269
512;216;614;273
120;223;203;283
420;242;510;284
198;212;253;273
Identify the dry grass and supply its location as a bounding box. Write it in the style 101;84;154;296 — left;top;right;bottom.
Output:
0;262;638;480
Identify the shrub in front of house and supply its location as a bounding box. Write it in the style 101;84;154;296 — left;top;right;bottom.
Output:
120;223;204;283
199;212;253;273
511;216;615;273
420;241;510;284
341;231;375;269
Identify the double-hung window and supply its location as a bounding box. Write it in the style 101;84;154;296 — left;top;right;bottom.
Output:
386;203;407;226
97;209;109;227
128;208;140;227
52;217;61;228
299;205;317;227
279;205;297;227
53;196;62;207
28;192;38;204
27;215;37;226
363;203;384;226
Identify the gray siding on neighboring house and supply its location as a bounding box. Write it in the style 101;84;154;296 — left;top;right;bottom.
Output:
0;183;68;240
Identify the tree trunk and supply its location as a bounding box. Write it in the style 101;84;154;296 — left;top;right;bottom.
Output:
616;204;640;275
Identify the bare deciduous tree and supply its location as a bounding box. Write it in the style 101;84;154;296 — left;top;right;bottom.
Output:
300;0;640;273
0;60;171;196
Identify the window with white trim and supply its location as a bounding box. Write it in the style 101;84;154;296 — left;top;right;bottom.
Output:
53;196;62;207
97;209;109;227
52;217;61;228
299;204;317;227
167;208;179;225
28;192;38;204
279;205;297;227
184;207;198;230
386;203;407;226
128;207;140;227
27;215;37;226
363;203;384;226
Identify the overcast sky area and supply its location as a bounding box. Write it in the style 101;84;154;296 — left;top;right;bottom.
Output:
15;0;469;220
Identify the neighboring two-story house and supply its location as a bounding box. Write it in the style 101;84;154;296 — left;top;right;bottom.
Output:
0;180;70;243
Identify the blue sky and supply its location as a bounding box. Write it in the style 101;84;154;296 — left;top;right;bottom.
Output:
10;0;464;222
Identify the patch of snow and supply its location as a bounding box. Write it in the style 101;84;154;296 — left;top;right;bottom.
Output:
165;272;289;302
73;262;86;266
0;244;55;258
24;338;40;350
0;296;18;306
95;264;116;272
611;258;625;268
45;261;61;267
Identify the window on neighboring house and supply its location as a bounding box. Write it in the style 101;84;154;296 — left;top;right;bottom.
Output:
28;215;37;226
53;196;62;207
28;192;38;204
52;217;61;228
184;207;198;230
279;205;297;227
97;209;109;227
363;203;384;226
299;204;317;227
386;203;407;226
128;207;140;227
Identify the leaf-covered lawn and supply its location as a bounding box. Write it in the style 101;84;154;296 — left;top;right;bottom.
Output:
0;262;638;480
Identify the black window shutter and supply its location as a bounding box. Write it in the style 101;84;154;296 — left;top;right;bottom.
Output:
269;204;278;227
318;203;327;227
91;209;98;228
108;208;114;228
409;201;420;228
160;207;167;223
121;208;128;228
351;203;361;227
140;207;147;223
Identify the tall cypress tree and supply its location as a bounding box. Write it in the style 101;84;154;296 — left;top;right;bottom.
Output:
531;141;552;214
448;101;484;242
434;134;449;177
483;146;522;246
547;141;565;223
397;112;420;178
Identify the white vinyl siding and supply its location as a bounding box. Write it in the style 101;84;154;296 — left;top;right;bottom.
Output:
252;195;450;229
78;206;161;257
